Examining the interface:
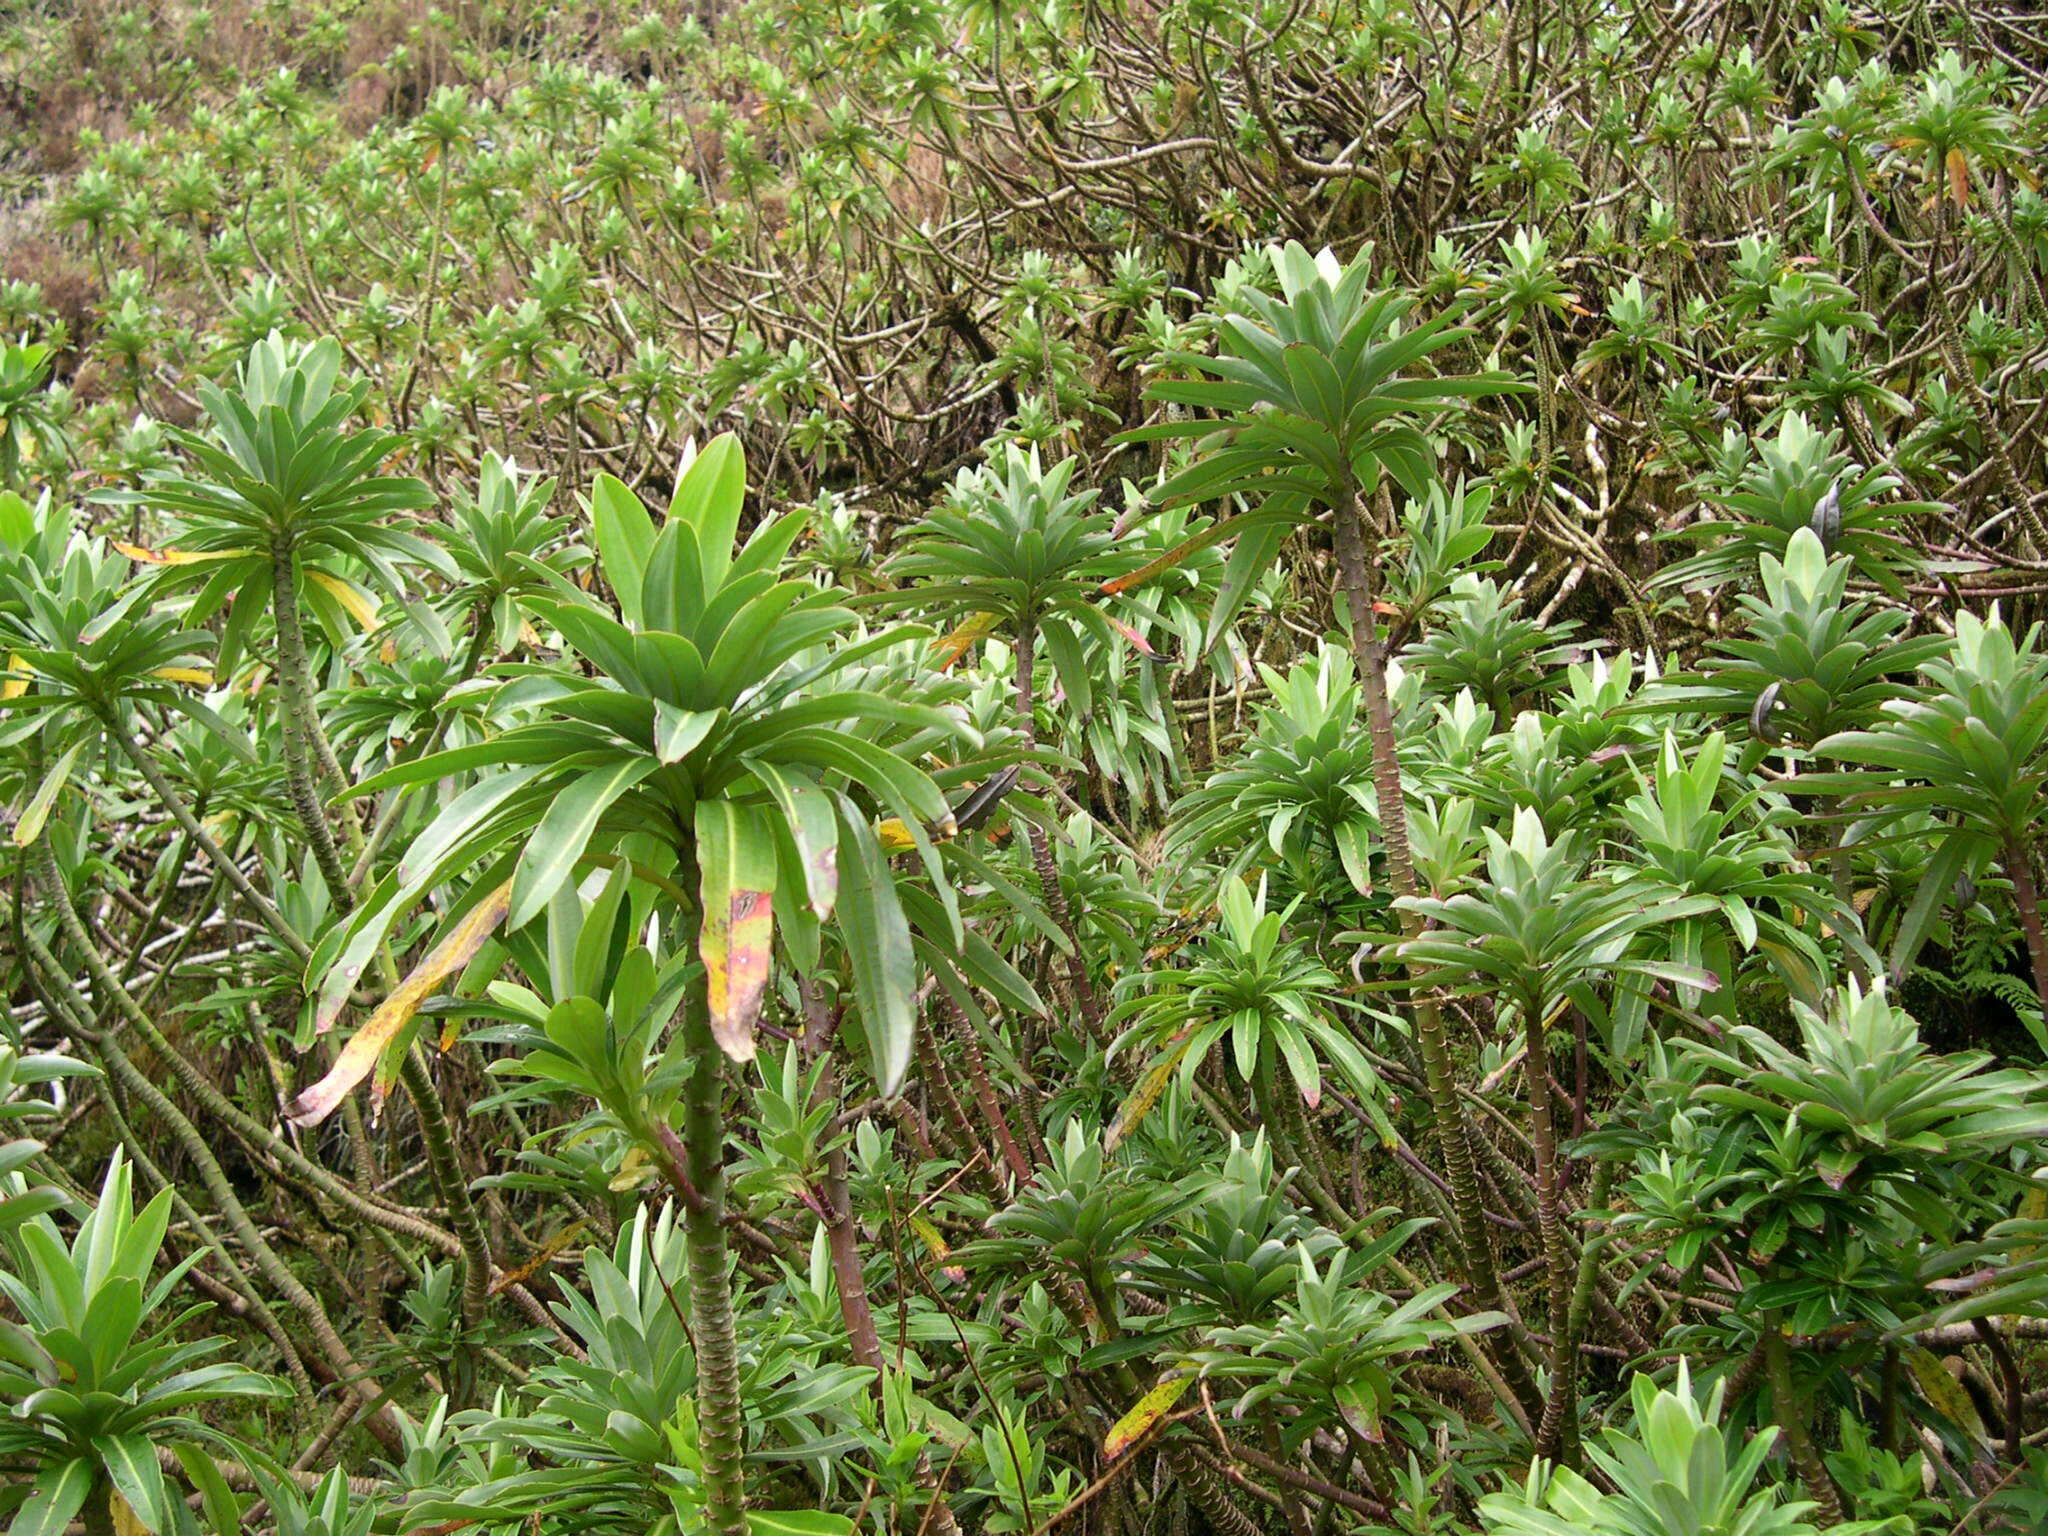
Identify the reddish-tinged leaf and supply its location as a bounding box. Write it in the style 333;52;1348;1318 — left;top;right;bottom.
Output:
1102;615;1157;657
696;802;781;1062
1100;524;1229;595
706;889;774;1060
287;882;513;1127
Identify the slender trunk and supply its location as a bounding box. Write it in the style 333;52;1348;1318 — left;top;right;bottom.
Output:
2005;838;2048;1019
1525;1003;1578;1464
1013;614;1102;1034
1329;484;1540;1420
1765;1320;1844;1525
1971;1316;2023;1464
675;837;749;1536
1926;207;2048;552
399;1049;493;1331
26;838;473;1258
96;1076;318;1399
941;993;1037;1183
396;152;453;423
1879;1343;1902;1455
292;692;496;1340
269;539;352;897
804;1055;885;1375
913;1022;992;1182
80;1481;115;1536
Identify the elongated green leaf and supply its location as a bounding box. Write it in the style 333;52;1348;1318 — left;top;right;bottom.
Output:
94;1433;166;1534
13;740;85;848
1039;617;1091;719
655;702;721;764
745;1514;853;1536
9;1458;92;1536
510;758;658;930
1206;518;1290;652
679;432;748;591
748;762;839;919
590;474;655;626
834;808;919;1097
1888;829;1975;982
170;1445;241;1536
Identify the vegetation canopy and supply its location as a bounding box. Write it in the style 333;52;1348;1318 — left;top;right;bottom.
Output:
1;0;2047;1532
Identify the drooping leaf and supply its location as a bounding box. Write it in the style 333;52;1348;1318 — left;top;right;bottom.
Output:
287;881;513;1127
1106;1031;1197;1151
93;1434;167;1535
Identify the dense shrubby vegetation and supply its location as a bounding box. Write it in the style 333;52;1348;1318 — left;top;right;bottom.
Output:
2;0;2047;1531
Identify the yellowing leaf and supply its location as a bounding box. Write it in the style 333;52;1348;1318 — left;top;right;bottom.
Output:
609;1143;655;1192
1104;1374;1190;1460
149;666;216;686
2013;1176;2048;1267
1106;1031;1195;1151
1;655;27;701
933;612;998;670
490;1219;589;1294
110;1490;147;1536
909;1213;965;1283
1906;1346;1986;1441
306;568;382;632
286;881;513;1128
696;802;780;1063
113;541;245;566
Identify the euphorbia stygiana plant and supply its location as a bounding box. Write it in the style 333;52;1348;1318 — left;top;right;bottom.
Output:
296;434;964;1536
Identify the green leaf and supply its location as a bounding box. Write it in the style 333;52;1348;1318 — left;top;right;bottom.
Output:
745;1514;854;1536
654;702;721;764
510;757;658;930
1039;618;1091;719
94;1433;167;1533
8;1459;93;1536
169;1445;242;1536
748;762;839;919
834;808;919;1098
1206;518;1290;653
679;432;748;591
590;475;655;626
13;740;86;848
1887;829;1975;983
